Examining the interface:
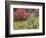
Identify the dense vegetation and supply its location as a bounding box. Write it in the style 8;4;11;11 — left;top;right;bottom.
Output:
13;8;39;30
14;16;39;30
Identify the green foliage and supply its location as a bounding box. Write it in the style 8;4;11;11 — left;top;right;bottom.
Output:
13;16;39;30
28;16;39;29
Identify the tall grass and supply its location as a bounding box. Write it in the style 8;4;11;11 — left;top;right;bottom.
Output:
13;16;39;30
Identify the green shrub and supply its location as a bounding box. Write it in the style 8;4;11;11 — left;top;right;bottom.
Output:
27;16;39;29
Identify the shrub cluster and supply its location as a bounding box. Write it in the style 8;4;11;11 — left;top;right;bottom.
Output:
14;8;31;20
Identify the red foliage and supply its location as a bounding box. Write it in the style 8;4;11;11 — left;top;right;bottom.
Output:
14;8;31;20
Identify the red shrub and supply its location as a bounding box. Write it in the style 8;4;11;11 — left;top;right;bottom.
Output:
14;8;31;20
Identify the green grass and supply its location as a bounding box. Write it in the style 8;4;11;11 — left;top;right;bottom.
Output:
13;16;39;30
